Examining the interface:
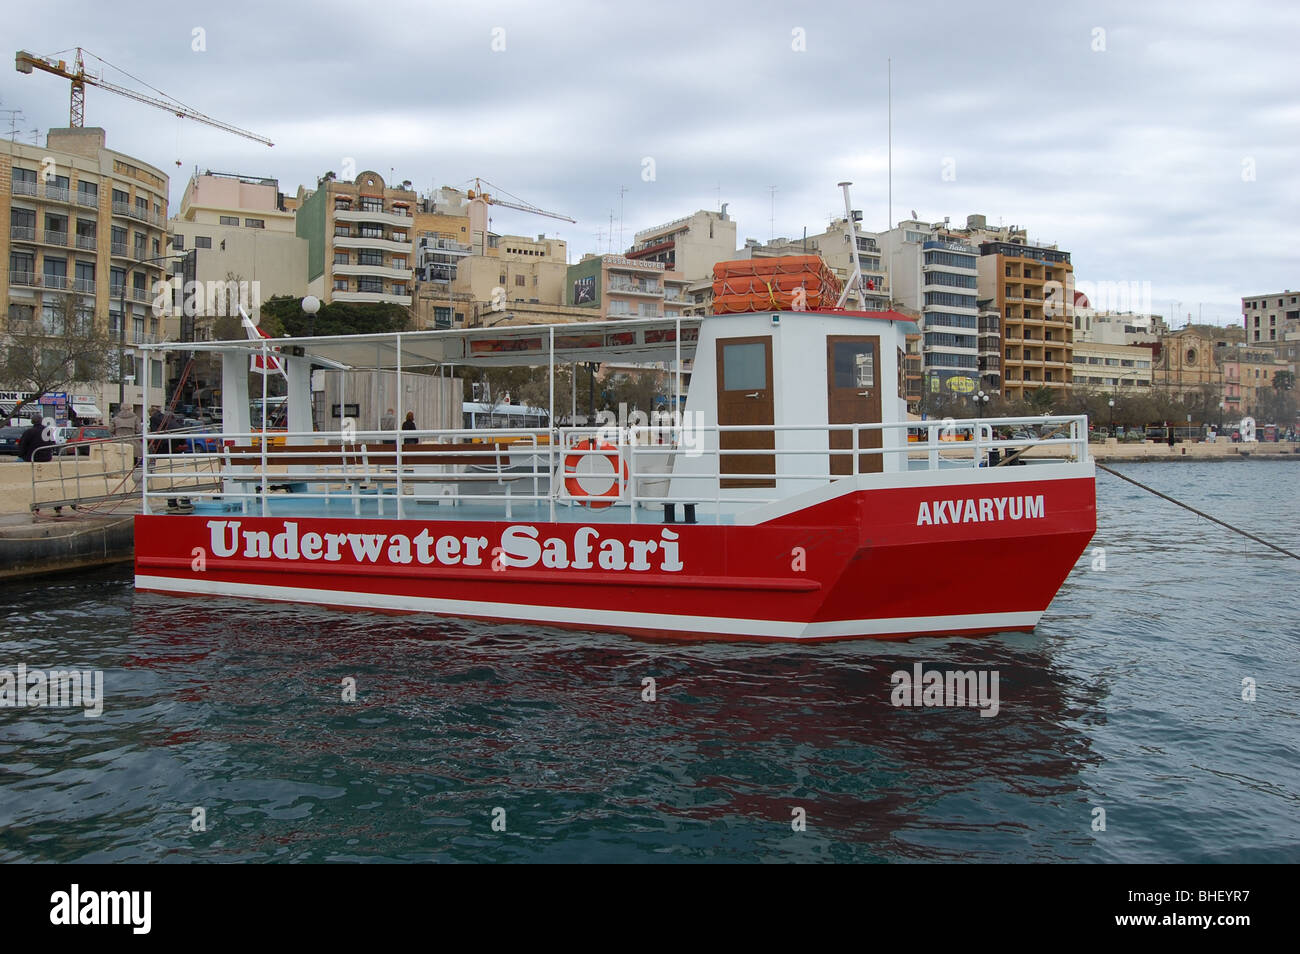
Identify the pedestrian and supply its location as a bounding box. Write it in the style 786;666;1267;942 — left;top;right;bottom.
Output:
148;406;163;432
17;415;56;463
380;407;397;432
112;406;139;438
402;410;418;445
1167;428;1175;448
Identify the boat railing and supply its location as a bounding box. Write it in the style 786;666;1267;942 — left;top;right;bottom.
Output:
139;415;1088;521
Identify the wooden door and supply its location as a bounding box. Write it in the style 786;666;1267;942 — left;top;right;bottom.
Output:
827;335;883;475
716;336;775;488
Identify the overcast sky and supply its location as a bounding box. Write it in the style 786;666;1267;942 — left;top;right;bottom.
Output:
4;0;1296;325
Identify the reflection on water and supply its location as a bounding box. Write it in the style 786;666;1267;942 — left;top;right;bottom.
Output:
1;461;1297;862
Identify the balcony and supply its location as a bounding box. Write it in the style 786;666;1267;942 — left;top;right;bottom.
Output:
333;233;412;253
111;242;128;257
9;270;38;287
608;279;662;296
75;233;98;251
72;278;96;295
331;290;412;306
131;287;151;302
332;263;414;280
44;184;71;203
334;208;412;227
77;191;99;209
10;225;35;241
111;201;165;226
11;180;37;197
418;236;472;254
43;230;69;247
43;274;68;290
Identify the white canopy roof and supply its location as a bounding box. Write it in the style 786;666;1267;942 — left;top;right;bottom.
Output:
139;316;705;370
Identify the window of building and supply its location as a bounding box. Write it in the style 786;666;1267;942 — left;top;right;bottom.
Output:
194;236;212;249
391;283;407;296
335;225;352;237
357;277;383;294
499;273;507;285
515;274;526;287
219;215;239;226
10;208;35;232
359;225;384;239
13;167;37;189
433;307;452;329
357;249;383;266
8;303;35;324
334;252;350;265
333;279;349;291
360;197;383;213
77;181;98;203
172;234;184;250
244;218;265;229
112;188;129;206
392;231;406;243
135;196;148;215
391;256;406;269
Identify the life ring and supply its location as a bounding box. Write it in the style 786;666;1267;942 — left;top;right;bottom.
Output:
563;439;627;508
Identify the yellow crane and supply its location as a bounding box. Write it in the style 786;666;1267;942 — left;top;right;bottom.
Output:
15;47;273;147
466;177;575;223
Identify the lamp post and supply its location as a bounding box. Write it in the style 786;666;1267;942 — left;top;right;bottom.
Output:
1108;397;1115;436
301;294;320;337
119;251;186;412
975;389;989;417
1218;401;1224;432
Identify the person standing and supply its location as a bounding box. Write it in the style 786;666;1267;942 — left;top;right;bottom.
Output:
380;407;397;432
112;406;140;438
148;406;163;432
401;411;418;445
18;415;56;463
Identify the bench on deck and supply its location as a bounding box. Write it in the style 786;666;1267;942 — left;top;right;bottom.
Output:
215;441;543;516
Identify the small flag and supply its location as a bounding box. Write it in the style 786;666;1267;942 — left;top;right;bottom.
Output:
240;308;283;375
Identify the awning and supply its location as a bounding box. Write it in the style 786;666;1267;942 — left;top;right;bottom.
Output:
73;404;104;418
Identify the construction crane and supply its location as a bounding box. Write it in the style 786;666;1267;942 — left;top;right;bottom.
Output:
466;177;575;223
15;47;273;147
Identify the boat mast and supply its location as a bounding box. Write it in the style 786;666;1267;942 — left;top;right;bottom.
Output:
836;181;868;310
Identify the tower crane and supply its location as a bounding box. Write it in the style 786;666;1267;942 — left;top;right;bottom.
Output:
15;47;273;147
466;177;575;223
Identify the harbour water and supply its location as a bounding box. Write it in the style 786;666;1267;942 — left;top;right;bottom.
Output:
1;460;1296;863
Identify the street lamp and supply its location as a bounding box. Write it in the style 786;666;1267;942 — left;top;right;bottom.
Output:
975;389;990;417
301;294;320;337
1218;401;1224;432
1108;397;1115;436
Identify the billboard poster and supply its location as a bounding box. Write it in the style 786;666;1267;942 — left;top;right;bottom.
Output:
573;276;596;305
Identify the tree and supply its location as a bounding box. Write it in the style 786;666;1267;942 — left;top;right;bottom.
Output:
1273;369;1295;393
1;292;115;418
258;295;411;338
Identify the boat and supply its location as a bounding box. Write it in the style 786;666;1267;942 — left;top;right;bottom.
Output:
133;305;1096;641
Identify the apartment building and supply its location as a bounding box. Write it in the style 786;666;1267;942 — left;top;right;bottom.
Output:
566;254;677;320
624;209;736;284
880;223;981;395
167;171;307;326
296;171;416;310
1220;346;1291;417
2;127;171;419
1242;290;1299;344
1070;341;1155;391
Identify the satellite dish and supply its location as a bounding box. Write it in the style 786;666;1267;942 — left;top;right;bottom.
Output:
911;209;918;220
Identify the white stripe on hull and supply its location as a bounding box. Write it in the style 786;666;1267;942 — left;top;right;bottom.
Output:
134;574;1042;640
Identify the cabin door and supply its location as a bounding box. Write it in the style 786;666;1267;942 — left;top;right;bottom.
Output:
827;335;883;475
715;336;775;488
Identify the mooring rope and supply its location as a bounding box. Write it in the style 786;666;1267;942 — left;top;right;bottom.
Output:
1096;462;1299;561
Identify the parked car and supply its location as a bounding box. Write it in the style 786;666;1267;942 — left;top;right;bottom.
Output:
0;426;26;457
58;425;114;456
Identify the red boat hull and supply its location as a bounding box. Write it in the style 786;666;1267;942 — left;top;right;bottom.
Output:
134;469;1096;641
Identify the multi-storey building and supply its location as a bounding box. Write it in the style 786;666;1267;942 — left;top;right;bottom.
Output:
410;187;473;329
1220;346;1291;417
743;217;890;310
2;127;172;420
976;242;1075;401
566;254;674;320
1070;341;1155;391
880;222;981;395
449;233;570;328
296;171;416;311
1242;290;1300;344
167;171;307;326
625;209;737;284
977;302;1002;394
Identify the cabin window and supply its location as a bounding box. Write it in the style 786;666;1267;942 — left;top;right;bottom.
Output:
721;342;767;390
831;340;875;388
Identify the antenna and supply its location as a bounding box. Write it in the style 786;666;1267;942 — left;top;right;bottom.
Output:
887;56;892;231
769;185;777;240
618;185;628;251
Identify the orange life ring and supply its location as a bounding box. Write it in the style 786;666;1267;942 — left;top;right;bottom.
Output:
563;439;627;508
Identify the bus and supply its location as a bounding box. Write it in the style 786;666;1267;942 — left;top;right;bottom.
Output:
462;401;550;441
250;396;288;446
